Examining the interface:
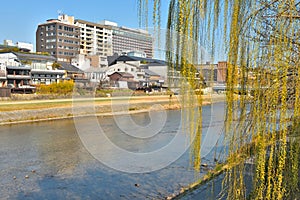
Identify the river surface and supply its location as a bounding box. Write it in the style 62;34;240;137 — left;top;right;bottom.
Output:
0;102;226;199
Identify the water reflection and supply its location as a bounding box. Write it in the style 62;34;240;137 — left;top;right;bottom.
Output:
0;102;226;199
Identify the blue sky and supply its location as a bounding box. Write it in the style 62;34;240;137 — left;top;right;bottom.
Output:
0;0;169;47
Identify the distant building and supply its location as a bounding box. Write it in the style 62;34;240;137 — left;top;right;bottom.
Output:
108;72;137;89
0;63;7;87
0;52;66;85
106;55;167;88
58;62;87;83
6;65;32;88
87;55;108;68
71;54;91;70
196;61;228;85
71;54;107;84
107;62;144;82
217;61;227;83
2;40;33;52
125;51;147;58
84;66;106;85
74;19;113;58
36;14;80;62
76;19;153;58
110;25;153;58
16;42;34;53
12;52;56;70
36;14;154;66
3;40;14;46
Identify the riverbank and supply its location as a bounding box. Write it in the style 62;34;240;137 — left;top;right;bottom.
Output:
0;94;225;126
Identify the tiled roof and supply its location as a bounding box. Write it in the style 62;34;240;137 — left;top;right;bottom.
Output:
58;62;84;73
6;65;31;70
108;72;134;78
108;55;167;66
144;69;160;76
84;67;106;73
13;52;56;61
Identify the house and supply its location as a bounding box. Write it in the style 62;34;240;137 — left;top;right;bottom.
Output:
31;69;66;85
6;65;31;87
84;67;107;86
58;62;88;87
6;65;35;93
106;62;144;82
0;52;56;70
0;63;7;87
196;61;228;85
108;72;137;89
0;52;66;85
107;55;166;86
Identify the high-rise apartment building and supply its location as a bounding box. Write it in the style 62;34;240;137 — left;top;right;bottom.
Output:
75;19;113;57
36;15;80;62
109;24;153;58
75;19;153;59
36;15;154;63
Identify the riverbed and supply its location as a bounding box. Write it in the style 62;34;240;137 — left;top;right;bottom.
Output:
0;102;226;199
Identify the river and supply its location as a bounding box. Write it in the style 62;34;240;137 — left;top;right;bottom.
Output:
0;102;226;199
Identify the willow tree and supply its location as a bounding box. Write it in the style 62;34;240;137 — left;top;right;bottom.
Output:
139;0;299;199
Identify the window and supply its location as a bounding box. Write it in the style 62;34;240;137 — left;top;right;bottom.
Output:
64;26;74;32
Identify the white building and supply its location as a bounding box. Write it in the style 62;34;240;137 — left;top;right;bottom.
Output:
3;40;33;52
16;42;34;53
0;52;66;85
106;62;145;82
3;40;14;46
126;51;147;58
71;54;91;71
71;54;107;84
75;19;113;57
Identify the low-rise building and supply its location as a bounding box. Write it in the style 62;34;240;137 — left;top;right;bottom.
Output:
58;62;88;84
84;67;106;85
196;61;228;85
108;55;167;86
0;63;7;87
108;72;137;89
2;40;33;52
0;52;66;85
106;62;144;82
31;69;66;85
6;65;32;87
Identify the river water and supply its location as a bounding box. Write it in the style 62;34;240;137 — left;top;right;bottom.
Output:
0;102;226;199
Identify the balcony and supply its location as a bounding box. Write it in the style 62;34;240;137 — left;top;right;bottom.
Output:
7;75;31;80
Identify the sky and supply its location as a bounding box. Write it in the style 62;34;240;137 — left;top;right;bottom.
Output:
0;0;169;48
0;0;225;62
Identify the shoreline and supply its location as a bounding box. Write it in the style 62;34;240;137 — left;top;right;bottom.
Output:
0;94;225;126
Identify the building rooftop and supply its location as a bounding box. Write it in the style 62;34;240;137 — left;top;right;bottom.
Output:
144;69;160;76
84;67;106;73
108;55;167;66
13;52;56;61
58;62;83;73
6;65;31;70
108;72;134;78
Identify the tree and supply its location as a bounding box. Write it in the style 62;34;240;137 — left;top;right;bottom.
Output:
140;0;299;199
52;62;61;70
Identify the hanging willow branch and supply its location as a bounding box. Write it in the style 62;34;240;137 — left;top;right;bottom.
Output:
139;0;300;199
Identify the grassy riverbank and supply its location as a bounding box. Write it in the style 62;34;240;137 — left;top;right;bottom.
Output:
0;94;225;125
